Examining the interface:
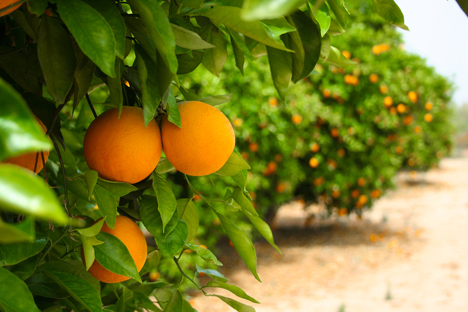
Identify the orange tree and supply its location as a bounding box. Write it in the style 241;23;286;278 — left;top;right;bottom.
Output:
0;0;410;311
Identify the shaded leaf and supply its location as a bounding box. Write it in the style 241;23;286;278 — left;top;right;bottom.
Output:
166;86;181;128
155;157;175;174
232;189;258;216
171;24;216;50
177;199;198;243
156;220;187;258
199;93;232;106
267;42;292;100
373;0;409;30
93;184;118;229
202;27;228;77
323;46;356;68
84;170;98;201
214;295;255;312
152;173;178;232
0;266;40;312
205;280;259;303
0;215;35;244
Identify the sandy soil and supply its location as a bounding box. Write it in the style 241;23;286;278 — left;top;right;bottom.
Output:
190;157;468;312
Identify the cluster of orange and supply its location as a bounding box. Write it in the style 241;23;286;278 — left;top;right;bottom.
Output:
372;43;391;55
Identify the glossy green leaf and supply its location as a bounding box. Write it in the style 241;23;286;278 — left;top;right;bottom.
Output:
0;266;40;312
37;15;75;104
177;50;205;75
310;1;331;37
97;179;138;198
0;234;47;266
171;24;216;50
232;170;247;190
140;249;161;275
58;0;116;77
202;27;228;77
127;0;178;73
152;173;178;233
135;45;162;127
267;43;292;100
260;18;296;47
215;212;260;281
73;48;96;110
80;235;96;271
163;290;183;312
83;0;127;59
187;244;222;266
0;165;67;224
107;58;123;115
177;199;198;243
140;195;179;240
93;184;118;229
28;0;49;16
84;170;98;201
214;295;255;312
231;33;245;74
156;220;187;258
166;86;181;128
95;232;142;282
0;216;35;244
215;152;251;176
155;157;175;174
206;280;258;303
7;254;37;281
77;217;106;237
327;0;347;30
232;189;258;216
241;0;307;20
200;7;292;51
44;271;103;312
320;33;331;61
373;0;409;30
195;264;228;283
199;93;233;106
324;46;356;68
242;210;281;254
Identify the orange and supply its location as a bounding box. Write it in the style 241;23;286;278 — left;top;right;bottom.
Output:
84;107;162;184
161;101;235;176
424;113;433;123
383;96;393;108
396;146;403;154
311;143;320;153
351;190;360;198
342;50;351;59
397;103;406;114
4;116;49;173
344;74;359;86
276;182;287;193
403;114;414;125
408;91;418;103
389;107;397;115
269;97;278;107
380;85;388;94
313;177;324;186
337;149;345;157
330;128;339;138
357;177;366;187
292;114;302;125
233;118;243;127
274;154;282;162
338;208;347;216
249;142;258;153
425;102;433;111
263;161;277;176
414;126;422;133
370;189;382;199
332;190;340;198
369;74;379;83
0;0;21;17
84;215;147;283
322;89;331;98
149;271;160;281
241;152;249;160
358;194;368;205
309;157;319;168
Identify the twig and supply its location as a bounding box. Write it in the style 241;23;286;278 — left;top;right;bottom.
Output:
38;226;68;265
51;136;69;211
46;104;66;136
86;94;98;119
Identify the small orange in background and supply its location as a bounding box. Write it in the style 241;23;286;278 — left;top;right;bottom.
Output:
383;96;393;108
342;50;351;59
344;74;359;86
330;128;339;138
199;245;208;249
149;271;160;281
276;182;287;193
425;102;433;111
311;142;320;153
249;142;259;153
332;190;340;198
369;234;377;242
408;91;418;103
403;114;414;125
351;190;360;198
233;118;243;127
259;121;267;129
424;113;433;123
323;89;331;98
369;74;379;83
408;159;415;167
193;194;201;201
241;152;249;160
358;194;368;205
387;133;398;142
357;177;366;187
184;249;193;254
274;154;283;162
396;146;403;154
263;161;277;176
313;177;325;186
326;159;337;170
414;126;422;134
380;85;388;94
389;107;397;115
347;127;355;135
397;103;406;114
436;151;443;159
370;189;382;199
337;149;345;157
338;208;347;216
309;157;319;168
292;114;302;125
269;97;278;107
249;192;257;200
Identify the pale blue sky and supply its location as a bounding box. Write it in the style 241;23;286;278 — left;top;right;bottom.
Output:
395;0;468;105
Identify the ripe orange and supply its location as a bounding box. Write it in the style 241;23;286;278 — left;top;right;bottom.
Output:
425;102;433;111
330;128;339;138
161;101;235;176
241;152;249;160
342;50;351;59
309;157;319;168
322;89;331;98
403;114;414;125
337;149;345;157
313;177;324;186
424;113;433;123
269;97;278;107
332;190;340;198
338;208;347;216
369;74;379;83
4;116;49;173
357;177;366;187
408;91;418;103
383;96;393;108
276;182;287;193
249;142;259;153
84;107;161;183
358;194;368;205
0;0;22;17
233;118;243;127
292;114;302;125
396;103;406;114
380;85;388;94
344;74;359;86
263;161;277;176
84;215;147;283
351;190;360;198
149;271;160;281
396;146;403;154
370;189;382;199
389;107;397;115
311;143;320;153
414;126;422;133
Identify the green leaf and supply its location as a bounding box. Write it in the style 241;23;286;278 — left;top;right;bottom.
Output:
139;249;161;275
93;184;118;229
177;50;205;75
44;271;103;312
230;33;245;74
202;27;228;77
199;93;232;106
177;199;198;243
196;264;228;283
215;212;260;281
0;217;35;244
373;0;409;30
232;189;258;216
206;280;258;303
107;58;123;114
73;47;96;110
155;157;175;174
80;235;96;271
156;220;187;258
163;290;183;312
152;173;178;233
0;266;40;312
310;1;331;37
0;47;41;95
95;232;142;282
241;0;308;20
457;0;468;17
10;10;38;41
166;86;181;128
0;165;67;224
0;81;50;160
187;244;222;266
140;195;179;240
267;42;292;100
84;170;99;201
289;10;321;82
7;254;38;280
215;152;251;176
323;46;356;68
200;7;293;52
0;234;47;266
58;0;116;77
135;45;162;127
320;33;331;61
82;0;127;59
327;0;347;30
171;24;216;50
28;0;49;16
37;15;75;104
232;170;247;190
127;0;178;73
97;179;138;198
213;295;255;312
77;217;106;237
242;210;281;254
260;18;296;46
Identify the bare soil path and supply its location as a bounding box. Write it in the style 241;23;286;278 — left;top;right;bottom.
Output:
191;157;468;312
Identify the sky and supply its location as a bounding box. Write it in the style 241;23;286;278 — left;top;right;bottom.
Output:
394;0;468;105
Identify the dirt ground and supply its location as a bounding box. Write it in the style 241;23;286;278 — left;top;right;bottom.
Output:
189;157;468;312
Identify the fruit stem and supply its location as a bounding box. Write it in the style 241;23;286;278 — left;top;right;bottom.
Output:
86;94;98;119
